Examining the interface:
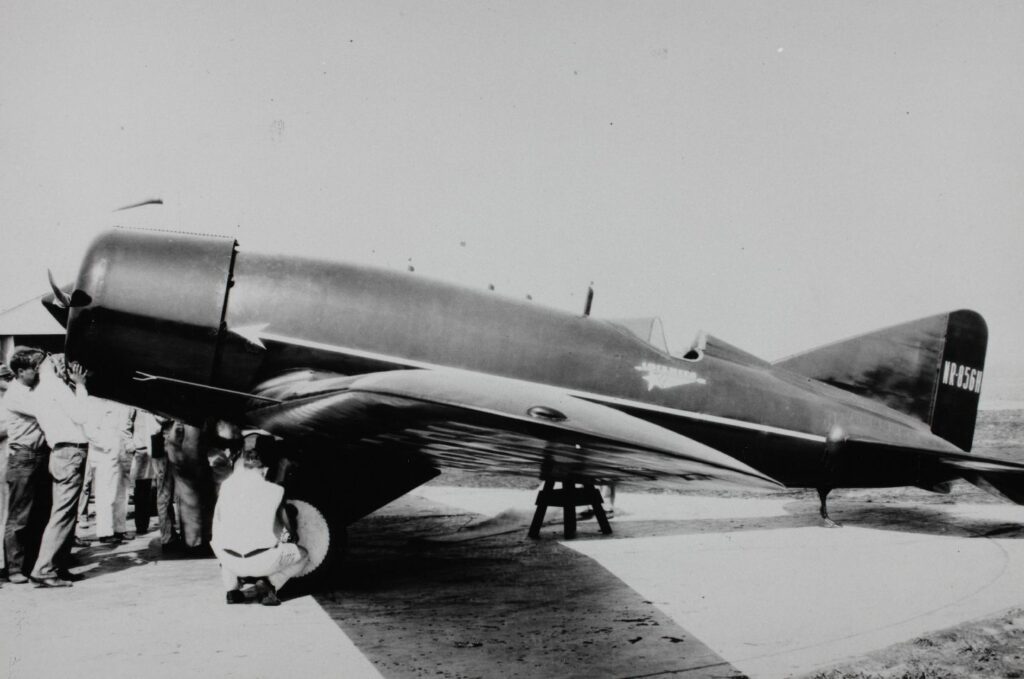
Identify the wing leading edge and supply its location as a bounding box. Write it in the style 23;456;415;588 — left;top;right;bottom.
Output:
245;368;782;491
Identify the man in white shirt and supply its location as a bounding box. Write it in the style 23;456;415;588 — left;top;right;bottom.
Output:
2;348;51;584
28;354;91;587
87;398;135;544
212;446;308;606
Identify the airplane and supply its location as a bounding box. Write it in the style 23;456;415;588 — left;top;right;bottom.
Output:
43;226;1024;578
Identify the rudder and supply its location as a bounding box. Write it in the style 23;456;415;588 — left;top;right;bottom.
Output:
930;310;987;451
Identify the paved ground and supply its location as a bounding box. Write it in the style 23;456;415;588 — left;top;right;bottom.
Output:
0;531;382;679
2;487;1023;679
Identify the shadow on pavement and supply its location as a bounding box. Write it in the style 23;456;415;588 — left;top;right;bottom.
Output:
300;489;1022;678
311;499;746;679
587;501;1024;541
379;496;1024;545
69;533;216;581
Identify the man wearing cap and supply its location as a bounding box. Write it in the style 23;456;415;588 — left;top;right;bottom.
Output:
211;445;307;606
28;354;91;587
2;348;52;584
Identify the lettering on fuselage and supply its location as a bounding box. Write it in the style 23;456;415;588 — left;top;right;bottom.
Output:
635;361;707;391
941;360;983;394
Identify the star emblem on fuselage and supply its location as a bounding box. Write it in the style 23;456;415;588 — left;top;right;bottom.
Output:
634;361;707;391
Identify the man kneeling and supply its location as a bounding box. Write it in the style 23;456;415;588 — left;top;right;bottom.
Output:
211;447;307;606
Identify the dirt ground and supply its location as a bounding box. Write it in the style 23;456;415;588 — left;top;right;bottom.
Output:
807;607;1024;679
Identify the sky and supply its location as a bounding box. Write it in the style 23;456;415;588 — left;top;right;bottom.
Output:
2;2;1023;397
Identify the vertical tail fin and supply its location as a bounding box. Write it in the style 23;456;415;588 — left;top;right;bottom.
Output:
930;310;987;451
774;309;987;451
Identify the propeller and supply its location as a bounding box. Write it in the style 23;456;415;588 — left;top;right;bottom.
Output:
46;270;91;309
47;270;73;308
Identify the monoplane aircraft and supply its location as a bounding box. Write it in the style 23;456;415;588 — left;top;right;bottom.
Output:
44;227;1024;577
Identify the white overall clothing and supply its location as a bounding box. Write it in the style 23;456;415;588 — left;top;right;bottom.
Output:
212;468;308;591
87;400;134;538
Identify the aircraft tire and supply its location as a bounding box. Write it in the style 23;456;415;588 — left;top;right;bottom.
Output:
282;453;354;585
286;499;330;577
287;495;348;584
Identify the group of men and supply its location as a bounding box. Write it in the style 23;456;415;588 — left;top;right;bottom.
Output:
1;345;309;605
0;346;174;588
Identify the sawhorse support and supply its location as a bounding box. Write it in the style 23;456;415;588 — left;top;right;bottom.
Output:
528;479;613;539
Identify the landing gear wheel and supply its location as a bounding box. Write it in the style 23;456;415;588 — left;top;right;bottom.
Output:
286;499;347;582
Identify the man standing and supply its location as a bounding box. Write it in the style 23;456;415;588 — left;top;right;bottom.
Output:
2;348;51;585
164;419;215;552
0;363;15;582
130;410;161;535
152;417;180;549
29;355;91;587
88;398;135;544
212;446;307;606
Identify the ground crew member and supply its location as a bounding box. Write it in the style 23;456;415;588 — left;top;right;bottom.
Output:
2;348;51;584
211;446;307;606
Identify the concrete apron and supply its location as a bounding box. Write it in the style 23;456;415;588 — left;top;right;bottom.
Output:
417;487;1024;679
3;488;1022;679
0;535;382;679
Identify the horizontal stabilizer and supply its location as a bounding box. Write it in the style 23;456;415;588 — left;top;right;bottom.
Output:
941;451;1024;504
962;470;1024;505
848;435;1024;505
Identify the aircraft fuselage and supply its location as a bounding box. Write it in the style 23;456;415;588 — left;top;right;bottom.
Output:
64;229;963;494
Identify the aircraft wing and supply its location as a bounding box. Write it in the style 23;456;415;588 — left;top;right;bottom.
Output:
244;368;782;491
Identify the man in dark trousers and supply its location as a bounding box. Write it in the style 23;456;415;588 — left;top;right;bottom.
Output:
29;355;91;587
2;348;51;584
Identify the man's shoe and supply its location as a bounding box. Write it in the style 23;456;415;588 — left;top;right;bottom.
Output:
184;543;214;558
161;538;186;553
254;578;280;606
31;576;73;588
97;535;122;545
226;590;246;605
9;573;29;584
55;569;84;582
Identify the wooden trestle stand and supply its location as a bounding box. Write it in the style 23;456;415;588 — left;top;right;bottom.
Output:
528;479;613;539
